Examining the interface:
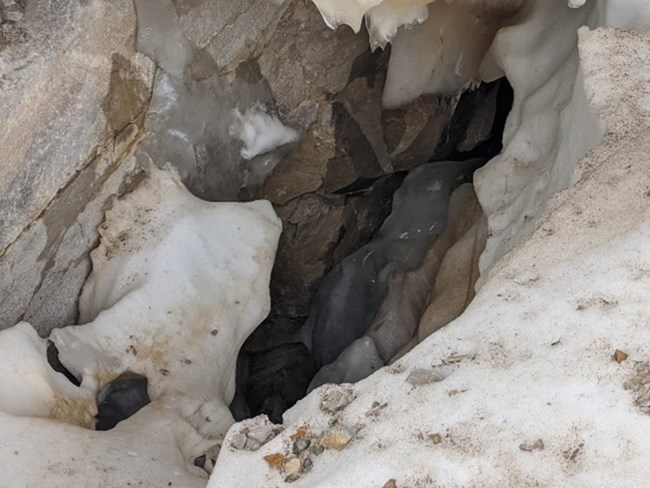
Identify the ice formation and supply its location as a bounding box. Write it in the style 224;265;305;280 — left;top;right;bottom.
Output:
303;159;483;370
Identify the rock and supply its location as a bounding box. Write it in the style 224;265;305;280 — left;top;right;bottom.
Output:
246;422;283;448
263;452;286;469
293;438;311;455
0;0;154;334
519;439;545;452
429;433;442;444
319;385;355;414
95;372;150;431
230;432;247;450
406;368;444;386
416;188;487;343
368;183;480;362
319;425;354;451
283;457;303;482
303;457;313;470
614;349;629;363
382;479;398;488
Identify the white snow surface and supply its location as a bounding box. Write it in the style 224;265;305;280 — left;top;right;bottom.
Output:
0;166;282;486
208;27;650;487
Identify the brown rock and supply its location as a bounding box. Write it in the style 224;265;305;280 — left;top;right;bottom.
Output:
382;480;397;488
263;452;286;469
319;425;354;451
614;349;629;363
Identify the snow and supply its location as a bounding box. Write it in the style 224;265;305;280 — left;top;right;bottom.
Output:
0;166;281;486
230;106;300;160
208;27;650;487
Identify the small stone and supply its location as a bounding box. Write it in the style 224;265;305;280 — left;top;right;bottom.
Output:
159;368;170;376
519;439;545;452
244;438;262;451
283;457;303;482
303;457;313;470
406;368;443;386
230;432;247;450
193;455;206;468
246;423;282;447
311;443;324;456
319;425;354;451
429;433;442;444
320;386;354;413
382;480;397;488
263;452;285;469
293;438;311;454
210;329;219;336
614;350;629;363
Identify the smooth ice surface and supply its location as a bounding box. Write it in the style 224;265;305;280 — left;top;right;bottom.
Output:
303;159;483;368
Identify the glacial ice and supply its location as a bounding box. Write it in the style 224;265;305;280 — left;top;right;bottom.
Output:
304;159;484;369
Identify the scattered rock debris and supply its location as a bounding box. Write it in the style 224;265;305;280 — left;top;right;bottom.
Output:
623;361;650;414
563;442;584;463
262;423;356;483
319;425;354;451
519;439;545;452
406;368;444;386
283;457;302;483
613;349;629;363
230;420;283;451
320;385;355;414
429;433;442;444
366;401;388;418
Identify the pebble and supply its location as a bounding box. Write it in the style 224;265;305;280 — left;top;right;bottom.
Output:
382;480;397;488
303;457;313;470
247;424;282;447
293;438;311;454
320;386;354;414
614;349;629;363
406;368;443;386
519;439;545;452
283;457;303;483
230;432;247;450
319;425;354;451
311;443;324;456
429;433;442;444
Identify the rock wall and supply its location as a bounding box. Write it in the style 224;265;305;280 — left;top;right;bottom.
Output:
0;0;154;333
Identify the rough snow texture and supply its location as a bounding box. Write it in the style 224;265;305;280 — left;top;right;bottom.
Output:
49;166;281;450
208;27;650;488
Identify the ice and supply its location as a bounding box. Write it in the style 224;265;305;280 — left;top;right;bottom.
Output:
303;159;484;369
308;336;383;392
230;106;300;160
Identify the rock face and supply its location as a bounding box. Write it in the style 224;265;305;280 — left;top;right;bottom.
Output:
0;0;155;333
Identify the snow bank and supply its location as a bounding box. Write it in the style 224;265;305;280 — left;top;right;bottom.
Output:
0;166;281;486
208;27;650;488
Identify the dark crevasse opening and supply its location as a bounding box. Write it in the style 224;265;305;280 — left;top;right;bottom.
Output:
231;76;514;424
